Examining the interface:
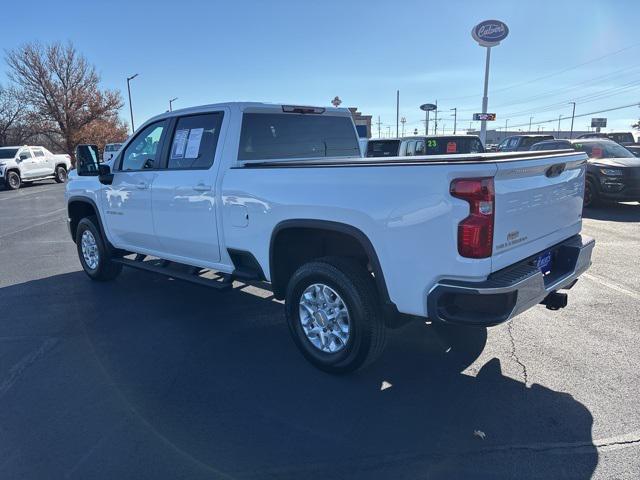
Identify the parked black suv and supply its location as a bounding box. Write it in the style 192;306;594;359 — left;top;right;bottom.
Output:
571;139;640;207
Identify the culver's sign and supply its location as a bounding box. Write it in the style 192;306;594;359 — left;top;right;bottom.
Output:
472;20;509;47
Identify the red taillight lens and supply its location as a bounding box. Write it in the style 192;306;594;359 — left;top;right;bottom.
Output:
450;177;495;258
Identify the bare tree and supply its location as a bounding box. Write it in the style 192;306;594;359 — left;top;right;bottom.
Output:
0;85;29;145
5;41;123;163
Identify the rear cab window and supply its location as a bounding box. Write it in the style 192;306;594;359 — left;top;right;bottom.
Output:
366;140;400;157
239;111;359;161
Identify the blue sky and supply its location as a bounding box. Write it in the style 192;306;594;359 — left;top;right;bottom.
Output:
1;0;639;137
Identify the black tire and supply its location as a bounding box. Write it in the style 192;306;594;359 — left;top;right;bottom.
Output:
583;177;599;208
5;171;21;190
285;256;386;374
54;165;67;183
75;216;122;281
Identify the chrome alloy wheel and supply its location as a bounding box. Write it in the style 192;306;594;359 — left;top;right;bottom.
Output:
81;230;99;270
299;283;351;353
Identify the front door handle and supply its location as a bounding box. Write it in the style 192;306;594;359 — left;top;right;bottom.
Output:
193;183;212;192
135;181;149;190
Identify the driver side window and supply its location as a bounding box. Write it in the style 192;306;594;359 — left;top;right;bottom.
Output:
120;121;167;171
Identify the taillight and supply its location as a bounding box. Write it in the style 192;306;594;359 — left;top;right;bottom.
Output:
450;177;495;258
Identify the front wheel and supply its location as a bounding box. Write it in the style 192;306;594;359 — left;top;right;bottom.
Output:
54;165;67;183
75;216;122;281
583;178;599;208
285;257;386;374
5;171;21;190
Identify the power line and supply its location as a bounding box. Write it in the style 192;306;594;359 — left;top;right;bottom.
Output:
505;102;640;129
439;41;640;102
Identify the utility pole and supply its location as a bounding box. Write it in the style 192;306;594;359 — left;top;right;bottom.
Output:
450;108;457;134
396;90;400;138
529;116;533;133
569;102;576;139
400;117;406;137
169;97;178;112
557;115;562;138
434;101;438;135
387;126;391;138
504;118;509;135
126;73;139;132
376;116;382;138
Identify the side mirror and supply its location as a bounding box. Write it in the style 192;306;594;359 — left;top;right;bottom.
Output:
76;144;101;176
98;164;114;185
18;153;28;161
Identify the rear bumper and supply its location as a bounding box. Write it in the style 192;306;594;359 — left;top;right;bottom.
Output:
427;234;595;326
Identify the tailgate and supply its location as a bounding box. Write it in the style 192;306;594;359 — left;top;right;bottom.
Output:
491;152;587;272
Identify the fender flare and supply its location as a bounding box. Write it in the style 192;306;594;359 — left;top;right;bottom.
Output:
67;196;111;247
269;219;393;308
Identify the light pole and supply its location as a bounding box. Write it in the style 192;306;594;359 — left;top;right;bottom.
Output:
450;108;457;134
569;102;576;139
400;117;406;137
505;118;509;135
529;116;533;133
126;74;138;132
169;97;178;112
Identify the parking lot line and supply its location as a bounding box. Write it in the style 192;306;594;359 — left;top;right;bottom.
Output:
0;217;64;239
0;186;61;200
582;273;640;301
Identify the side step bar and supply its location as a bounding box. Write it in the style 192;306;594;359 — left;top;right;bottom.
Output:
113;256;233;291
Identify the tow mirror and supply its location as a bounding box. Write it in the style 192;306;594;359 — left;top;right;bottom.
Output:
76;144;101;176
98;163;114;185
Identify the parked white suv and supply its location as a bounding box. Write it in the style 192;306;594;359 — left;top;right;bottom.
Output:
66;102;594;373
0;146;71;190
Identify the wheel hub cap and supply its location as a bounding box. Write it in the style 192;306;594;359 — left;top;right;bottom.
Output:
81;230;99;270
299;283;351;353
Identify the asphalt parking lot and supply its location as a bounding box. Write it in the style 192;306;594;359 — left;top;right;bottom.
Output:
0;181;639;479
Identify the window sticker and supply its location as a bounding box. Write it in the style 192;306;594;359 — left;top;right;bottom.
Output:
446;141;458;153
171;129;189;158
427;139;437;148
185;128;204;158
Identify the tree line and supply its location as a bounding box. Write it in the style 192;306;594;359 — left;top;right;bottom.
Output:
1;41;128;164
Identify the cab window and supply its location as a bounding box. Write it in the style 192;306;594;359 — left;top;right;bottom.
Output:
32;148;44;157
19;149;32;160
414;140;425;155
120;121;167;171
167;113;223;169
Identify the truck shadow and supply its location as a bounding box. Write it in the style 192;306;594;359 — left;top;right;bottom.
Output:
0;269;598;479
582;202;640;222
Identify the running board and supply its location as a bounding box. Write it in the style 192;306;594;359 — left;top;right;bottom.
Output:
113;257;233;290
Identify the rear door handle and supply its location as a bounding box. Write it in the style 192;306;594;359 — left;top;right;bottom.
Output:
193;183;212;192
136;182;149;190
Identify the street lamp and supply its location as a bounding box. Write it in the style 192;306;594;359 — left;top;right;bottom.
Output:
169;97;178;112
126;73;139;132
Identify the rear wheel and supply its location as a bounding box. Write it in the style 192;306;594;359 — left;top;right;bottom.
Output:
54;165;67;183
583;178;599;208
75;216;122;281
285;257;386;374
5;171;21;190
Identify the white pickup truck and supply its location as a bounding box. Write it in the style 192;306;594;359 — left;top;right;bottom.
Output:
65;102;594;373
0;145;71;190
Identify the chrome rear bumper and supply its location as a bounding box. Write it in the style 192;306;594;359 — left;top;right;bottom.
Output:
427;235;595;326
